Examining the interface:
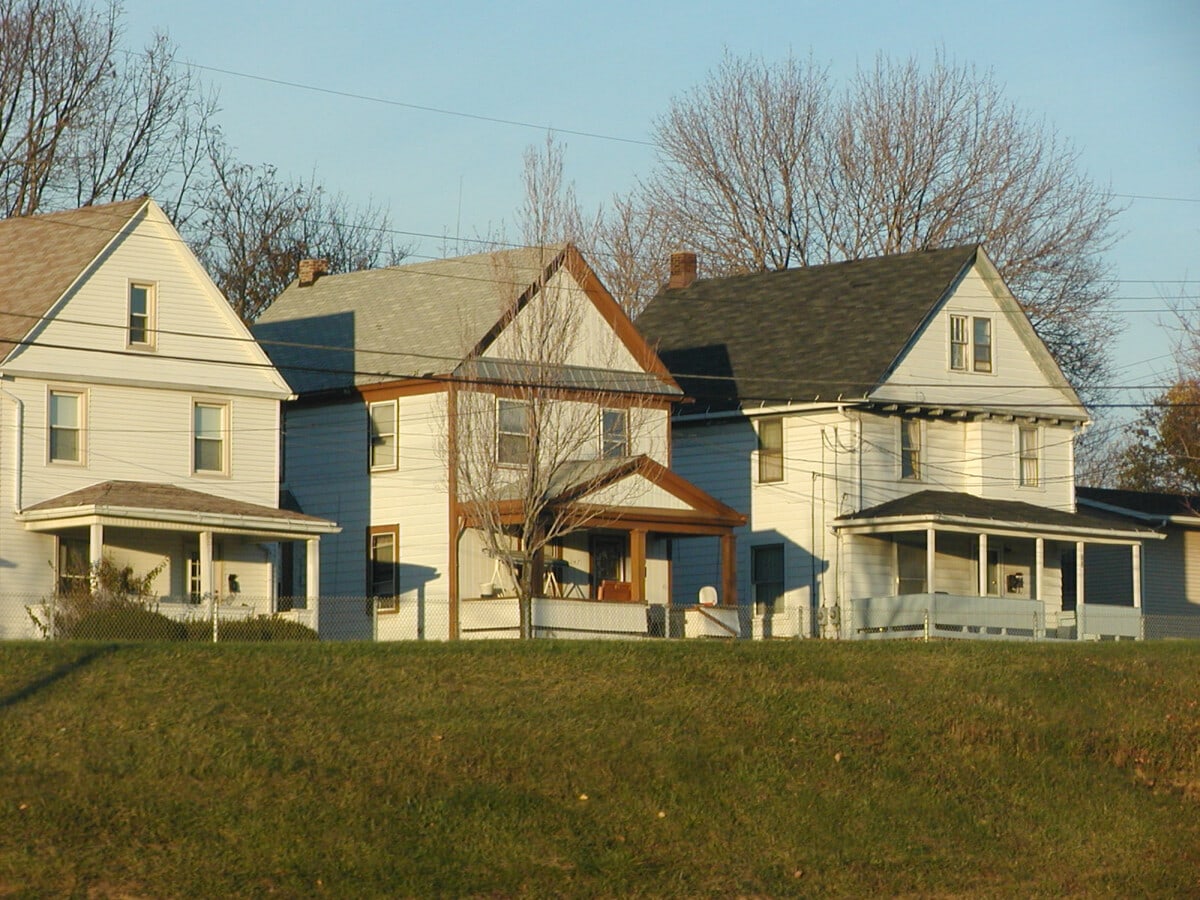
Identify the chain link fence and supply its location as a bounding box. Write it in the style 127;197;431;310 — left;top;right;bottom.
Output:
10;590;1200;643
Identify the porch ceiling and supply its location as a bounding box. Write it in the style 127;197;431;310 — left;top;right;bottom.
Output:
18;480;340;539
835;490;1161;544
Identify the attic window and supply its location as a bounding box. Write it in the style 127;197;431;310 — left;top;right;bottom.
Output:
949;315;992;373
128;283;156;348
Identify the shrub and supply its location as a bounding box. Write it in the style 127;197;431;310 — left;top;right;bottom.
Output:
184;616;319;642
64;605;188;641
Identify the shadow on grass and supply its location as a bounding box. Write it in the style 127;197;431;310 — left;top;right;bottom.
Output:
0;644;118;709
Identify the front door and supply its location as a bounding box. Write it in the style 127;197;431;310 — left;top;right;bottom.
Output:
590;535;627;598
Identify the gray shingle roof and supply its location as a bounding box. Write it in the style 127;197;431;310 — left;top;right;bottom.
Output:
634;245;979;409
0;197;149;359
837;489;1157;536
1077;486;1200;521
254;245;569;394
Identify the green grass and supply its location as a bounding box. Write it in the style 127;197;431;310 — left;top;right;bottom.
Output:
1;640;1198;898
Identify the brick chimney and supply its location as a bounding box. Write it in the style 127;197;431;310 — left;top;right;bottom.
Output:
297;258;329;287
667;251;697;290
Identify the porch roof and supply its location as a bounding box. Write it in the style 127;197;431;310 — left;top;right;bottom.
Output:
834;490;1161;543
19;480;341;539
472;455;746;534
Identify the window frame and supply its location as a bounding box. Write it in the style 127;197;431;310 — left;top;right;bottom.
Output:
1018;425;1040;488
127;281;157;349
756;417;784;483
972;316;993;373
496;397;531;467
192;400;230;475
368;399;398;472
751;543;785;615
599;406;629;459
900;418;922;481
949;315;969;371
368;525;400;612
47;388;85;465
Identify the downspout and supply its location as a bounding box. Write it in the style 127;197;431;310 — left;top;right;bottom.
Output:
0;382;23;512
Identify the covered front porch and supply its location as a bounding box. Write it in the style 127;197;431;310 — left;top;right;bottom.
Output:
19;480;340;630
834;491;1161;641
451;456;747;640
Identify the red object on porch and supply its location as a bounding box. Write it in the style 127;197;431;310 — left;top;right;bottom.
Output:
598;580;633;602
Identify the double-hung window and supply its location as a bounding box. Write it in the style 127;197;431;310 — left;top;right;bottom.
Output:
949;314;993;373
193;401;228;474
751;544;784;615
497;399;531;466
757;417;783;483
49;390;84;463
369;400;398;471
1019;426;1039;487
369;527;399;611
128;283;155;348
600;407;628;459
901;419;922;481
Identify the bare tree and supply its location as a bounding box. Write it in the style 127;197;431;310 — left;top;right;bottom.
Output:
450;248;650;638
0;0;210;218
598;50;1122;402
189;137;407;321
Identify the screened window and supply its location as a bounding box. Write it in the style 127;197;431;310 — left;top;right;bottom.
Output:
193;402;227;473
49;390;83;463
600;408;628;459
950;315;969;371
369;400;398;471
497;399;531;465
901;419;921;481
973;317;993;372
897;539;927;595
1019;426;1039;487
369;528;399;610
751;544;784;615
128;283;155;347
757;417;783;483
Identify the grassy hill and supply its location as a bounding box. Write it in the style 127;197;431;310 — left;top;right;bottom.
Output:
1;639;1198;898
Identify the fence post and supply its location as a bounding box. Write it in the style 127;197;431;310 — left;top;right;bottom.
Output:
210;593;218;643
1034;610;1042;641
49;592;57;641
923;607;930;642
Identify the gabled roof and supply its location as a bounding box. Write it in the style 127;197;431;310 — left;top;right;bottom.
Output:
0;197;149;358
835;489;1158;541
1077;486;1200;524
635;245;983;409
255;243;678;397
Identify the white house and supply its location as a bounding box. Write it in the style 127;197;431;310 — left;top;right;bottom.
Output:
0;198;338;639
636;246;1157;640
254;244;744;640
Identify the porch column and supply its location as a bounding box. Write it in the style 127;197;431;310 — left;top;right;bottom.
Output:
630;529;647;603
1075;541;1086;638
199;530;214;601
1131;543;1142;609
88;522;103;569
1034;538;1044;602
978;533;988;596
306;537;321;633
926;527;936;594
720;533;738;606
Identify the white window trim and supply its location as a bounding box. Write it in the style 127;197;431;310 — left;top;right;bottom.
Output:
755;416;785;484
899;418;923;482
496;397;531;468
368;400;399;472
47;386;86;466
1017;424;1042;489
127;281;157;350
947;313;996;375
192;399;230;476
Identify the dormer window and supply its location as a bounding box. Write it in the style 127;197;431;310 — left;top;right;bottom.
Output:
949;314;992;373
129;283;156;348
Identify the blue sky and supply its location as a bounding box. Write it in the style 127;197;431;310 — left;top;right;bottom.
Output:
121;0;1199;414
